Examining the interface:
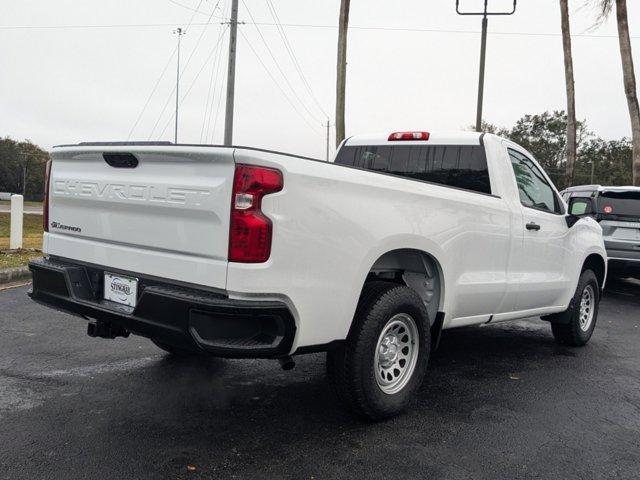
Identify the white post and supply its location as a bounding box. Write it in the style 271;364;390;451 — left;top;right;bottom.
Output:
10;194;24;250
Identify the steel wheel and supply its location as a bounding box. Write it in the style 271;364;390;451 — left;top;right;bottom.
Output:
579;284;595;332
374;313;419;395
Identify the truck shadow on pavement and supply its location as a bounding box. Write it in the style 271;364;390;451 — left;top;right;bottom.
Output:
4;282;639;479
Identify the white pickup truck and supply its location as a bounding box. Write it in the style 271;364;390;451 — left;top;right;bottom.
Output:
29;131;607;419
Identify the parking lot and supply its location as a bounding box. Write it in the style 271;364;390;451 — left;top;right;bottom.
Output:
0;279;639;480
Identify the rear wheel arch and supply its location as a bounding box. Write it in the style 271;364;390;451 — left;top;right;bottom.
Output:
361;249;445;327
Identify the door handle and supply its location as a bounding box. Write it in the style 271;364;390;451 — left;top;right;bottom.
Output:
526;222;541;231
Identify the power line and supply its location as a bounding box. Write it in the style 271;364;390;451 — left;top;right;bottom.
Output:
169;0;222;18
1;21;638;40
182;0;206;29
158;25;229;139
201;0;229;142
210;28;229;143
145;0;206;139
206;0;231;143
264;0;328;118
238;28;324;136
240;0;323;125
200;31;221;142
204;34;226;142
149;1;223;139
168;0;211;16
127;43;178;140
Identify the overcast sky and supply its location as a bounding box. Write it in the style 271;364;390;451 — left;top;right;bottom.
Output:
1;0;639;159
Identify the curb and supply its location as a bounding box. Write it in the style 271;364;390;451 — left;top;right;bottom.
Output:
0;266;31;285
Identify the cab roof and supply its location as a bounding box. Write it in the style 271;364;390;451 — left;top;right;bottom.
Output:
344;131;484;147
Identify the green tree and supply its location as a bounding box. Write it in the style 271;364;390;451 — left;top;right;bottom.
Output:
0;137;50;200
576;137;633;186
503;111;588;189
478;111;633;189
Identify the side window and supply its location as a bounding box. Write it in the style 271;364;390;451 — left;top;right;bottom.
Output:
508;149;562;214
335;145;492;194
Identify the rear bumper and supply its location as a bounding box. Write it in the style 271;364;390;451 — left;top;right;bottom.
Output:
28;257;296;358
608;258;640;277
607;244;640;270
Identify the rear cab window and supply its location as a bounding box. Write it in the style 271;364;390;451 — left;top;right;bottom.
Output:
334;144;492;195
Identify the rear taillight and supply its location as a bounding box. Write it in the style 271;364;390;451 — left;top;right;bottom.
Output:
43;160;52;232
228;164;283;263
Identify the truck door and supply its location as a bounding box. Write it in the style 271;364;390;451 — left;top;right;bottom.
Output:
507;148;572;311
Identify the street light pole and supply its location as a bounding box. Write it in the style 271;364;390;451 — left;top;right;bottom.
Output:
456;0;517;132
173;27;185;144
326;119;331;161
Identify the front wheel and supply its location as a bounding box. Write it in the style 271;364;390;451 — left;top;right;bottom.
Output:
327;282;431;420
551;269;600;346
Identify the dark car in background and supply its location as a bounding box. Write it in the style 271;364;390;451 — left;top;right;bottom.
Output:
562;185;640;279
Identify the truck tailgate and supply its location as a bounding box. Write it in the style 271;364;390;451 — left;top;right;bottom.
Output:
45;145;234;289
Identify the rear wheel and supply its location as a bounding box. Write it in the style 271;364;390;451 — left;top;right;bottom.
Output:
327;282;430;420
551;269;600;346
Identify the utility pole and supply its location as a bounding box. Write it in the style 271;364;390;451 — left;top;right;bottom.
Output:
224;0;239;146
456;0;517;132
590;161;595;184
335;0;350;148
326;119;331;161
173;27;185;144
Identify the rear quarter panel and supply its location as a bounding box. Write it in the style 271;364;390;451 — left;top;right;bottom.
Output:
227;148;512;349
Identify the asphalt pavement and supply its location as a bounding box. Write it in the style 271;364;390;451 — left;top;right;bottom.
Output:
0;279;639;479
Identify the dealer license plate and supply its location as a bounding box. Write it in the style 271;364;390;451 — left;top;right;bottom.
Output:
103;273;138;307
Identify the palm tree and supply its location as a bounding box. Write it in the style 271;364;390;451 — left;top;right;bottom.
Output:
595;0;640;186
560;0;577;187
336;0;351;148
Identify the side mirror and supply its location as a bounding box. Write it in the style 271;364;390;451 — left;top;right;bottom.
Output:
566;197;594;227
568;197;594;216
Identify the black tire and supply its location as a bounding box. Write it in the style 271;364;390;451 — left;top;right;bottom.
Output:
151;339;200;357
550;269;600;346
327;281;431;420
